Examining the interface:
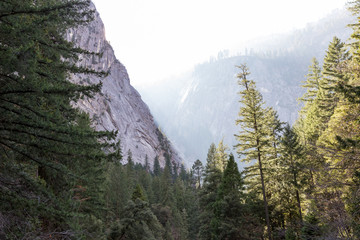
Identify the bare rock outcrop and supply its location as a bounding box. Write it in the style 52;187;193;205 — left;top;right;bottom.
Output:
66;3;182;167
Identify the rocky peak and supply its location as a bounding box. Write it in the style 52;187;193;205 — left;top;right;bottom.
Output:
66;3;182;167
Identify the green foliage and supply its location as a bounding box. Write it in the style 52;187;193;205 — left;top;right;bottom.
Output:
3;0;360;239
214;139;229;172
298;58;324;141
218;154;243;195
160;159;175;206
285;227;297;240
191;159;203;188
153;155;162;176
347;171;360;238
299;58;322;104
235;63;273;240
198;144;223;240
109;199;164;240
301;210;322;240
0;0;119;238
132;184;146;202
213;155;261;240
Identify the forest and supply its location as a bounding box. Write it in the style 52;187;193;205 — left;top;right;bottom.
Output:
1;0;360;239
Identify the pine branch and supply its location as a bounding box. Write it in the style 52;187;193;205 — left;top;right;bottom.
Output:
0;1;88;19
0;140;74;176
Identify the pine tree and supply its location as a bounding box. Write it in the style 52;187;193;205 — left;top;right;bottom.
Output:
213;154;251;239
160;157;174;207
191;159;203;188
110;189;164;240
165;155;173;177
322;37;348;91
198;144;223;240
297;58;325;141
0;0;119;238
138;166;155;203
144;154;150;172
280;124;305;226
300;206;322;240
173;162;179;180
299;58;322;104
266;107;283;161
348;171;360;239
296;28;358;238
153;155;162;176
132;184;146;201
206;143;217;169
234;64;273;240
179;164;188;182
219;154;243;194
105;161;130;219
215;139;229;172
317;37;349;125
296;59;327;201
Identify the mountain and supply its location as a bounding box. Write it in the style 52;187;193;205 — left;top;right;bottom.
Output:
66;3;182;167
139;8;354;166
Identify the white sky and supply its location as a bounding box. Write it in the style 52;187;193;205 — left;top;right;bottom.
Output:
92;0;347;87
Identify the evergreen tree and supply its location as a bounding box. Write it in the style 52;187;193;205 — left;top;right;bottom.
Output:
348;171;360;239
105;160;130;221
266;107;283;160
299;58;322;104
198;144;223;240
109;189;164;240
234;64;273;240
213;154;260;239
152;175;162;204
173;162;178;180
127;149;133;166
206;143;217;169
219;154;243;194
165;155;173;177
322;37;348;93
280;124;305;227
138;166;155;203
144;154;150;172
296;16;360;237
191;159;203;188
215;139;229;172
0;0;119;238
300;205;322;240
179;164;188;182
160;157;174;206
297;58;325;141
296;59;328;205
153;155;162;176
132;184;146;201
315;37;349;131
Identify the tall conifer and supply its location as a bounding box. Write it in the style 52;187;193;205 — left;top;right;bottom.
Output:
0;0;119;238
198;143;223;240
235;64;273;240
280;124;305;226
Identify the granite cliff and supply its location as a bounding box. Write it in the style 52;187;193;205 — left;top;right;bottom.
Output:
66;3;182;167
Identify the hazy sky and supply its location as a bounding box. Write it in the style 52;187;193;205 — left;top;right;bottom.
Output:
92;0;347;87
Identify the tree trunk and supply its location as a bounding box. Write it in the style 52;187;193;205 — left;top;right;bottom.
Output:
291;156;303;225
258;148;272;240
295;189;303;224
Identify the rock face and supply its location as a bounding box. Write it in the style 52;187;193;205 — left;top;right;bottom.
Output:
66;3;182;167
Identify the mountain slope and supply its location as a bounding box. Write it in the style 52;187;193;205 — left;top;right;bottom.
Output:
66;3;182;167
139;8;354;165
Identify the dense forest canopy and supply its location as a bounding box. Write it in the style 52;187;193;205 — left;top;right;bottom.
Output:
1;0;360;239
